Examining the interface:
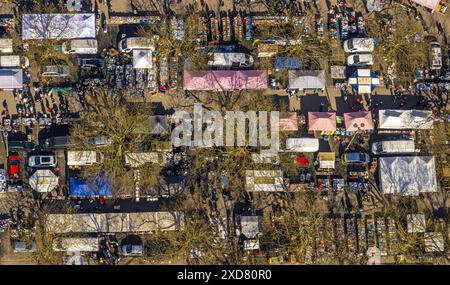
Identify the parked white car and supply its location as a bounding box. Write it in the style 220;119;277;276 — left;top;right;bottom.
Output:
28;155;57;168
343;38;375;53
347;53;373;66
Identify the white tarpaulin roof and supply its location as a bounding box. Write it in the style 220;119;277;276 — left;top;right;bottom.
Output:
0;69;23;89
286;138;319;152
379;109;433;129
22;14;96;40
379;156;437;196
29;169;59;193
133;49;152;69
288;70;325;90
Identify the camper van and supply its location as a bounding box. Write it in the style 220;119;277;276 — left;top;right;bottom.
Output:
67;151;102;167
208;52;254;68
62;39;98;54
0;39;13;53
118;37;154;53
371;140;417;155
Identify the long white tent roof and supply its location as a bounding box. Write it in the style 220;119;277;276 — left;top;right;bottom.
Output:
286;138;319;152
45;212;184;233
22;13;96;40
379;156;437;196
378;109;433;129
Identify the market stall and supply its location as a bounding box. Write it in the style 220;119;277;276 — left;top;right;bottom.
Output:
343;111;374;132
348;69;379;94
308;112;337;134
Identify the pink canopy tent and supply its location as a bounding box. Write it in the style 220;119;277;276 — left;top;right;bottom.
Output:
279;112;298;131
343;111;374;132
183;70;267;91
410;0;441;11
308;112;337;132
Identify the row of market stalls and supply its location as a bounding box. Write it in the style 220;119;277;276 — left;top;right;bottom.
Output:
307;110;374;134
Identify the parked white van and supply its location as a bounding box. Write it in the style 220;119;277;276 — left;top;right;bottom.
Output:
118;37;154;53
371;140;417;155
62;39;98;54
208;52;254;68
285;138;319;152
67;151;102;167
0;39;13;53
343;38;375;53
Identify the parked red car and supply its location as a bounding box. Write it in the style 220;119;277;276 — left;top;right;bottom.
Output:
7;153;21;182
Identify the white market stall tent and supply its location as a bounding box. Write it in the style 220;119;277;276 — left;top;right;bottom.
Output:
29;169;59;193
133;49;153;69
285;138;319;152
22;13;96;40
379;156;437;196
288;70;325;90
0;69;23;89
378;109;433;129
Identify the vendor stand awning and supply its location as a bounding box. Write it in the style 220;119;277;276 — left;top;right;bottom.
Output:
318;152;335;169
343;111;374;131
308;112;337;132
348;69;379;94
288;70;325;90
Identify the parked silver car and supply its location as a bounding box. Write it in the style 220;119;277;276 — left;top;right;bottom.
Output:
28;155;57;168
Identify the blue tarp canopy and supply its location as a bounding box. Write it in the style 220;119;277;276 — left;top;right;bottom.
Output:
275;57;301;70
69;172;112;197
